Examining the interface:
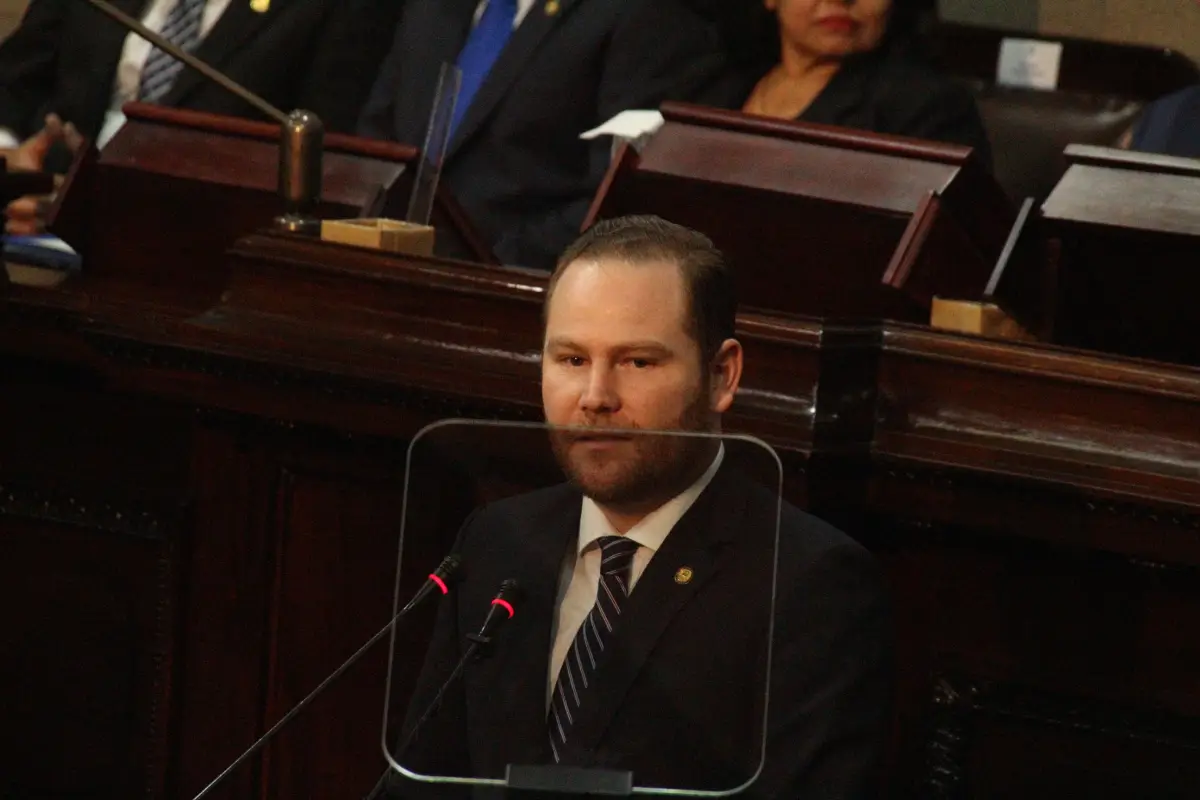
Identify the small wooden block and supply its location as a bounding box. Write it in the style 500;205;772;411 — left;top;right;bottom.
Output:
320;218;435;257
930;298;1035;342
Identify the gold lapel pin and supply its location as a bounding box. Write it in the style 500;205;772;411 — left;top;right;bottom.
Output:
674;567;694;585
544;0;560;16
250;0;270;13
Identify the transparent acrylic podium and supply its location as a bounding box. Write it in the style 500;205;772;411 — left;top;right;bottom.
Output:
381;419;783;799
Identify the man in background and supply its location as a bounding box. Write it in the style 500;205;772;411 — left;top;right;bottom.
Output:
358;0;727;269
0;0;398;233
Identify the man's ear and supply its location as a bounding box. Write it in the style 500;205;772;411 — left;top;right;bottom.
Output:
709;338;743;414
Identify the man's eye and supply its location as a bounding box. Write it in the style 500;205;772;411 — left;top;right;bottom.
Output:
561;356;585;367
629;358;653;369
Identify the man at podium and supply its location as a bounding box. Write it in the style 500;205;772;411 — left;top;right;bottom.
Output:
386;216;892;798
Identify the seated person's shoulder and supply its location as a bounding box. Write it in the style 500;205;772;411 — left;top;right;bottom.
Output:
861;50;992;163
869;53;980;129
875;54;972;103
1144;84;1200;116
1132;84;1200;155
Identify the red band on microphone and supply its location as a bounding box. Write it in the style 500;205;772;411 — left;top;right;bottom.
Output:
429;574;449;595
491;598;515;618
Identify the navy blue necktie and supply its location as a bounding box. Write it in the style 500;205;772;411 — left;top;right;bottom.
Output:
450;0;518;136
548;535;641;762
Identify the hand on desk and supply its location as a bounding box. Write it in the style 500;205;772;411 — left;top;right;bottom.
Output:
3;114;82;235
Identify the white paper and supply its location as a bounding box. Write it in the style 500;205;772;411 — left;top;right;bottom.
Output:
581;110;665;158
581;110;665;141
996;38;1063;91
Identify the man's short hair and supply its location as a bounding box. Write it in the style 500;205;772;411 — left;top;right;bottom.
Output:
546;215;737;362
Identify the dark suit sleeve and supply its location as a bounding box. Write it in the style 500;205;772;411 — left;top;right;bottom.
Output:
757;542;893;800
493;0;726;268
0;0;67;139
293;0;404;134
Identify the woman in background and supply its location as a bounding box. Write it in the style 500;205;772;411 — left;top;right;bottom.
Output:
702;0;992;166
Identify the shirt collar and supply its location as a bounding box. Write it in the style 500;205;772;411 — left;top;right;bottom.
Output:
577;443;725;556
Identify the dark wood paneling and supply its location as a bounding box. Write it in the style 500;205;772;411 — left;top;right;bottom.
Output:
0;483;183;799
0;360;191;799
884;525;1200;798
260;466;403;798
172;421;277;800
0;510;176;796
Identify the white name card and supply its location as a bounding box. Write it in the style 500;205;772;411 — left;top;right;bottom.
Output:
996;38;1064;91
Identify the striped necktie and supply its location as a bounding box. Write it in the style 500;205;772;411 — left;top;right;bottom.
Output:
138;0;207;104
548;535;641;762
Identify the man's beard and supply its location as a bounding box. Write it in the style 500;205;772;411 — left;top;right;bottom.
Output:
548;387;716;511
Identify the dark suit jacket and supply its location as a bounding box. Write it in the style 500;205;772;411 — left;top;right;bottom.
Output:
357;0;726;269
0;0;399;144
386;464;892;799
1131;85;1200;159
700;46;993;170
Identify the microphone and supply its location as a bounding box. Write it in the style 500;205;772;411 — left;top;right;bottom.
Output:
402;553;461;614
467;578;522;650
82;0;324;234
365;580;523;799
191;555;462;800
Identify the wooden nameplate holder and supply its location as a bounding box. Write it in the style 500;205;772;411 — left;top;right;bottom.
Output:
585;102;1017;322
47;103;494;309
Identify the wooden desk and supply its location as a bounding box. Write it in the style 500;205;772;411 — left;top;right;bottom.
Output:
1040;145;1200;366
586;103;1013;322
3;236;1200;798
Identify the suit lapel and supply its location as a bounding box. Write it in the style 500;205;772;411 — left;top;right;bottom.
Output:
389;0;478;144
90;0;152;109
447;0;581;157
474;490;581;767
563;466;748;758
163;0;283;108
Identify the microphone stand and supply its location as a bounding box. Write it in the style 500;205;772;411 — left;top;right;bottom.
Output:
190;553;460;799
191;613;402;800
83;0;324;235
363;580;522;800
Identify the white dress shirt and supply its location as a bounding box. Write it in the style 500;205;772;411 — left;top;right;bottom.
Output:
97;0;233;147
546;445;725;707
472;0;538;28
